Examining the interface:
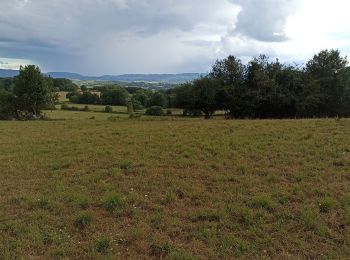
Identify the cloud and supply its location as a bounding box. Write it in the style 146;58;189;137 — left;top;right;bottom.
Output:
0;0;349;74
229;0;300;42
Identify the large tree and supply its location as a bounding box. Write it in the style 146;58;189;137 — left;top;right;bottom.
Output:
210;55;248;118
300;49;348;117
13;65;57;116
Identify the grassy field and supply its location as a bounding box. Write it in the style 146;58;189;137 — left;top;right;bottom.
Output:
0;114;349;259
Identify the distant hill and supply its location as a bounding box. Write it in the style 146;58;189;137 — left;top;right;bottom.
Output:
0;69;203;83
0;69;19;78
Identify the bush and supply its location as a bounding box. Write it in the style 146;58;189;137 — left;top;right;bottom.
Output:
145;106;165;116
166;109;172;115
105;105;113;113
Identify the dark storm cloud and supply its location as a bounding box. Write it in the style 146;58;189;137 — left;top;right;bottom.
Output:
0;0;303;74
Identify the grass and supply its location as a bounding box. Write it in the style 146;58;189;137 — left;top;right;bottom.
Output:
0;115;349;258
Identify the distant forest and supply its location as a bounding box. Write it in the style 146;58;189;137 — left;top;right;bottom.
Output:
1;49;350;119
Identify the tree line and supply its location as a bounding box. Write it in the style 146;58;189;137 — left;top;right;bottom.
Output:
171;49;350;119
1;49;349;120
67;86;169;109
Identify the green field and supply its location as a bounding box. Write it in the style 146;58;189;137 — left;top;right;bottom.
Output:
0;114;349;258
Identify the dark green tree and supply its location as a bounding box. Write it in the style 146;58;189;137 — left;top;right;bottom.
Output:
299;49;348;117
13;65;57;116
150;91;168;108
100;87;129;106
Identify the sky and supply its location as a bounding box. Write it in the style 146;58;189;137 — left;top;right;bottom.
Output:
0;0;350;75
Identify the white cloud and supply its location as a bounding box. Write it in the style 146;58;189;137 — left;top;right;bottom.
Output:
0;58;32;70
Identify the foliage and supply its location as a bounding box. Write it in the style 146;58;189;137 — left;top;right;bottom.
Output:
173;49;350;119
150;91;168;108
100;87;129;106
0;89;16;120
53;78;78;91
69;92;101;105
13;65;57;116
145;106;165;116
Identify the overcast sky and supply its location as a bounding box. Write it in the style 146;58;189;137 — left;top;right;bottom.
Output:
0;0;349;75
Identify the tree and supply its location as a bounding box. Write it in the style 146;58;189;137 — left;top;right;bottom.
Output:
0;89;16;119
210;55;248;118
100;87;129;106
150;91;168;108
70;92;101;104
80;85;88;92
132;89;152;108
300;49;348;117
192;77;221;119
53;78;78;91
13;65;57;116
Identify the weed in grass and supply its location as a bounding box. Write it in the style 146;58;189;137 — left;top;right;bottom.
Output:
194;226;217;245
76;196;89;209
149;244;171;258
273;192;290;205
96;238;110;253
251;195;274;211
219;235;248;258
193;210;223;222
164;192;176;205
116;161;134;171
75;212;92;229
51;162;70;171
319;197;336;213
37;197;49;209
151;212;165;230
103;193;124;212
227;205;259;227
295;173;305;183
169;249;195;260
301;207;327;235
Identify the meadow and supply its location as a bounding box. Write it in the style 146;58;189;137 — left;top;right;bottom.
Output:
0;110;349;259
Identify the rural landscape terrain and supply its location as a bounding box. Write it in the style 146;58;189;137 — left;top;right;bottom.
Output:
0;49;350;259
0;115;349;258
1;0;350;258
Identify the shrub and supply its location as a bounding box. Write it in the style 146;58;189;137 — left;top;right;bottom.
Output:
83;105;89;111
105;105;113;113
145;106;165;116
166;109;172;115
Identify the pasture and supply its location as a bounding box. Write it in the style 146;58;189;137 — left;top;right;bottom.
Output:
0;114;349;259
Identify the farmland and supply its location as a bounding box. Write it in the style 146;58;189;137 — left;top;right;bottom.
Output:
0;112;349;259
